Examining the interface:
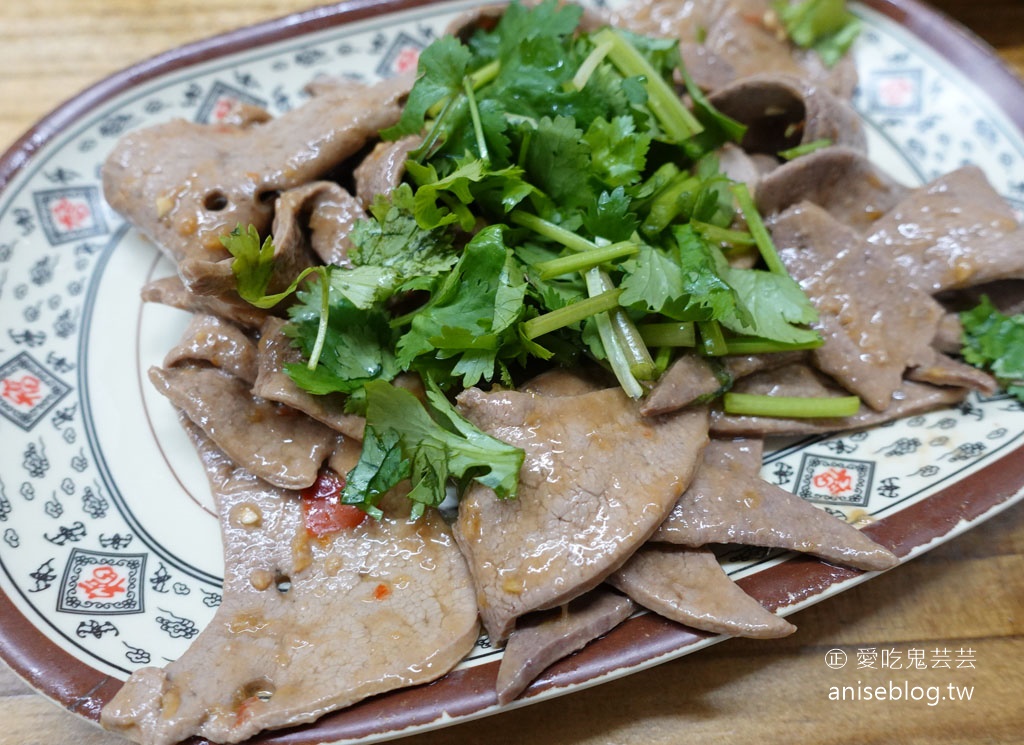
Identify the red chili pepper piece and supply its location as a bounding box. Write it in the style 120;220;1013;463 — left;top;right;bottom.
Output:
300;469;366;537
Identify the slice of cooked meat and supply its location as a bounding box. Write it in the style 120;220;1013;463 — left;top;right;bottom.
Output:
679;41;738;93
772;202;944;410
148;364;337;489
653;438;899;571
707;74;865;155
609;0;856;97
272;181;365;267
700;0;857;98
453;386;710;643
906;348;999;395
101;419;478;745
495;588;636;705
608;544;795;638
756;146;909;233
640;351;806;416
932;312;965;355
640;354;728;416
353;135;423;207
709;362;970;437
252;317;366;440
102;74;411;295
140;275;269;331
163;313;259;384
519;365;613;396
865;165;1024;294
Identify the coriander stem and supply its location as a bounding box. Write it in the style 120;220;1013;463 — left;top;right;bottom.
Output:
520;289;623;339
641;173;700;237
723;392;861;418
463;77;489;163
510;210;601;253
778;138;833;160
721;336;823;355
611;307;659;380
638;321;697;347
698;319;729;356
731;182;786;275
691;220;756;247
572;38;614;90
307;267;331;370
535;241;639;279
414;94;459;164
593;27;703;142
585;268;645;398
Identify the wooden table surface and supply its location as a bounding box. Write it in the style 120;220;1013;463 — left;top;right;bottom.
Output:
1;1;1023;744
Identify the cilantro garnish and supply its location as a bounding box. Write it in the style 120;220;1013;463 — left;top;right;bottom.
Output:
773;0;861;67
341;380;524;519
960;296;1024;401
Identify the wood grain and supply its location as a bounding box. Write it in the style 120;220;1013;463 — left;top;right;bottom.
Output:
1;1;1023;744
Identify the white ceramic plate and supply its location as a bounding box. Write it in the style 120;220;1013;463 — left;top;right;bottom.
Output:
1;0;1023;742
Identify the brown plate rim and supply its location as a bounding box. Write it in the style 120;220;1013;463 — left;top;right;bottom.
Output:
1;0;1023;742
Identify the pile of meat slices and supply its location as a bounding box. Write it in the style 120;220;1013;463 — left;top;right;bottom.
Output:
97;1;1022;743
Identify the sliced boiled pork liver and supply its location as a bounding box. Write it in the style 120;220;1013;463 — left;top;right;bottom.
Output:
162;313;259;384
148;364;336;490
865;165;1024;294
771;202;944;410
707;74;865;155
102;75;410;296
609;544;795;638
495;588;636;704
756;146;909;233
101;420;478;745
454;385;710;642
271;181;365;268
653;438;898;571
140;275;269;331
252;317;366;440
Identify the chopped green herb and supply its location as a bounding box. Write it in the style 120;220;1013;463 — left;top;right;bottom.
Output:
774;0;861;68
723;392;862;418
960;296;1024;401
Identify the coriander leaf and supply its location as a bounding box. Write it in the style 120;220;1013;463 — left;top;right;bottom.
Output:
396;226;528;387
340;426;410;519
406;158;487;230
405;157;533;229
961;296;1024;401
619;243;685;314
405;442;449;518
522;116;594;211
774;0;861;67
718;265;822;345
285;288;399;395
222;224;275;304
493;0;583;58
381;35;472;140
420;384;524;499
326;264;398;310
583;187;639;242
350;184;459;277
583;116;651;189
669;224;742;321
357;380;525;513
222;224;324;309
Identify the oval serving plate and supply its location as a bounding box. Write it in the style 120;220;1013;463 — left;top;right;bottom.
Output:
1;0;1023;743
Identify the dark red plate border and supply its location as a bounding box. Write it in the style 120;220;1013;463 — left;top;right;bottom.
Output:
2;0;1023;742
